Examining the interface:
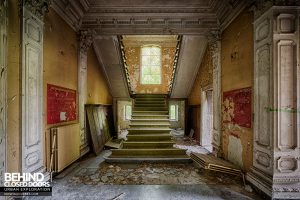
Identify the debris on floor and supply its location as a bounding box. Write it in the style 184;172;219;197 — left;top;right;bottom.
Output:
170;129;184;137
45;150;263;200
173;136;210;155
118;130;128;140
105;138;123;149
70;162;247;187
71;163;204;185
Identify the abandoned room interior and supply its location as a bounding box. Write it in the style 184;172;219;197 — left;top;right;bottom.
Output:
0;0;300;199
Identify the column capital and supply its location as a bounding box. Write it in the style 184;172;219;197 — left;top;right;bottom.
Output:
22;0;51;19
79;29;95;54
207;30;221;50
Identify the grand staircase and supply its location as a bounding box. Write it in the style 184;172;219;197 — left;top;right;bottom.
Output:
105;94;190;163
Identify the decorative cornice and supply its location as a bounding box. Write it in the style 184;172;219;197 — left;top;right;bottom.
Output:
23;0;51;19
250;0;300;19
51;0;248;35
79;30;95;54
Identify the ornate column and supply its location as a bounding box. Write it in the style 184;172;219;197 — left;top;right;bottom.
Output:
20;0;50;176
208;31;222;157
0;0;7;187
78;30;94;156
247;1;300;199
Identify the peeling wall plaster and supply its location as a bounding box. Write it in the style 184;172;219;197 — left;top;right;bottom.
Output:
125;47;175;94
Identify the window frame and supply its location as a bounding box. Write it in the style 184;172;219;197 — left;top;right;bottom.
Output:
140;45;162;85
169;104;178;121
124;105;132;121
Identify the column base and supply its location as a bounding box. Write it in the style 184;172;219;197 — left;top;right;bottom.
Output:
273;182;300;199
246;167;272;198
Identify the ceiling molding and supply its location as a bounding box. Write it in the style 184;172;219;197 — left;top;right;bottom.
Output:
52;0;249;35
218;0;250;31
51;0;93;31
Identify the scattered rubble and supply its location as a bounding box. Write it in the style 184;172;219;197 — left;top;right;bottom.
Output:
70;162;244;186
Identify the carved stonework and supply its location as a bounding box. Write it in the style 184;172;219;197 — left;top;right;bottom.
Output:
21;8;45;174
208;31;222;156
78;30;95;155
273;187;300;192
79;30;95;54
247;5;300;199
22;0;51;19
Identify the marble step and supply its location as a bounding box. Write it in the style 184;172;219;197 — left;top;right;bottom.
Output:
110;148;187;156
128;128;171;134
127;134;172;141
122;141;175;149
133;107;168;111
132;111;169;115
131;114;169;119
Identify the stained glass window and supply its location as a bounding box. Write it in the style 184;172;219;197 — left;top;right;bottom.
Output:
141;45;161;84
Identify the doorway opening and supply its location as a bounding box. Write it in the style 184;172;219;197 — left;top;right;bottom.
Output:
200;86;213;152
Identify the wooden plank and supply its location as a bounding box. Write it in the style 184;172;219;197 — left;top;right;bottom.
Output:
86;105;112;155
86;106;102;155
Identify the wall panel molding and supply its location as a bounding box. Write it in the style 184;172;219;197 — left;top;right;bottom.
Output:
247;7;300;199
21;8;43;173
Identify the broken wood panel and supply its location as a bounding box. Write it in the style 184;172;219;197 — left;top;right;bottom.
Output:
86;105;113;155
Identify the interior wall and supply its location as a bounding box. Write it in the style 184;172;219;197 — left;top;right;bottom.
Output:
87;47;112;105
221;8;254;171
7;0;21;173
187;46;213;141
43;8;79;130
125;47;175;94
188;46;213;105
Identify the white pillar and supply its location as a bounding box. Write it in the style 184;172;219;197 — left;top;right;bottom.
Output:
20;0;50;176
247;2;300;199
209;32;222;157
